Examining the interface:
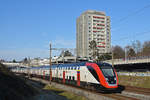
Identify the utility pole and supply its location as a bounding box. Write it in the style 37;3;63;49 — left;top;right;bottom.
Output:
62;50;65;64
112;47;114;67
125;47;127;63
28;57;30;78
49;43;52;84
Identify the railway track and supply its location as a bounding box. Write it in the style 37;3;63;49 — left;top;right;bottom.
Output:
124;86;150;95
27;76;150;100
16;73;150;100
119;86;150;100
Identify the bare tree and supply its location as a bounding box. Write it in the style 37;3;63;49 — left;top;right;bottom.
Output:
142;41;150;56
113;45;125;59
132;40;142;56
127;48;136;58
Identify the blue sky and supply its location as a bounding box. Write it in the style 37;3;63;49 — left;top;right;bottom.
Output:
0;0;150;61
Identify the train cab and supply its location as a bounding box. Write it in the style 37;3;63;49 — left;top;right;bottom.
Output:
97;63;118;89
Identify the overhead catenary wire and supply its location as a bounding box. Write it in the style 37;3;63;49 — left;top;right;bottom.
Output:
91;3;150;43
112;30;150;45
112;4;150;26
111;4;150;44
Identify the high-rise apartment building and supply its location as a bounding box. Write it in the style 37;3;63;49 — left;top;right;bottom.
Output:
76;10;111;59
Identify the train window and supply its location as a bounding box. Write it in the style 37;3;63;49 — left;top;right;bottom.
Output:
78;67;80;70
101;68;114;77
68;67;70;70
72;76;75;81
87;66;99;82
71;67;73;70
69;76;71;80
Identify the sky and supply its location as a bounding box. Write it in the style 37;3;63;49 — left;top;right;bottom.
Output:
0;0;150;61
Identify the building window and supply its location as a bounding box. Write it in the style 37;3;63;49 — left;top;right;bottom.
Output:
101;21;105;23
93;23;96;25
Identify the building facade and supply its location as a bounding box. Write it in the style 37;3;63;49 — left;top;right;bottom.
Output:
76;10;111;59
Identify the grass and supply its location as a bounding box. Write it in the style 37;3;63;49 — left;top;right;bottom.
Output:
44;85;87;100
0;63;13;75
0;63;38;100
118;75;150;88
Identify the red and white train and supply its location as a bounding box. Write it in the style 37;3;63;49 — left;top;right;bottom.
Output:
12;62;118;90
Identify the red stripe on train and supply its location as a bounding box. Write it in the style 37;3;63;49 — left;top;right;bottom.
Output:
86;62;118;88
77;71;80;86
63;71;65;84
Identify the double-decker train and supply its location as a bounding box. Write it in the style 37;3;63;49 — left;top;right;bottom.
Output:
12;62;118;90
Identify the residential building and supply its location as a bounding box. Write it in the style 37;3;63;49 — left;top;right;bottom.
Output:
76;10;111;59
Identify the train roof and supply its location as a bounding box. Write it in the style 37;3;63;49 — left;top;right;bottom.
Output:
28;62;112;69
28;62;86;69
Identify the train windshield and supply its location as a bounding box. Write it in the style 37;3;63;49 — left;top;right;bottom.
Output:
101;68;114;77
97;63;115;77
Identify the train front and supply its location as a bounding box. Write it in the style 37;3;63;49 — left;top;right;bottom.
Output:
97;63;118;89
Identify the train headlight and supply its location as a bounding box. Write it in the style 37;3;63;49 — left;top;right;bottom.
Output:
114;78;116;80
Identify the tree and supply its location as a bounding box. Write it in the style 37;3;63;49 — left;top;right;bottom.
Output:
89;40;98;61
12;59;16;63
60;50;73;57
97;53;112;61
142;41;150;56
132;40;142;56
23;57;28;64
127;48;136;57
113;45;125;59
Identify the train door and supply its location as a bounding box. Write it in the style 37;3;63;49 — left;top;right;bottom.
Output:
56;67;58;81
43;70;45;79
63;71;65;83
77;71;80;86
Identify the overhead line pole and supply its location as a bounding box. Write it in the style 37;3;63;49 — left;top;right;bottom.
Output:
49;43;52;85
112;47;114;67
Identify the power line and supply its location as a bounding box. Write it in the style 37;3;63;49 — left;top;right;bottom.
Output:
111;4;150;44
112;4;150;27
112;30;150;44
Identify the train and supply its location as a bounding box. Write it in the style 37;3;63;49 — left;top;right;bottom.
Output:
11;62;118;90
